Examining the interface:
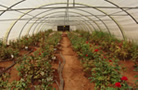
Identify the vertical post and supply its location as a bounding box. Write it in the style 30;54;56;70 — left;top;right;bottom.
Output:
73;0;75;7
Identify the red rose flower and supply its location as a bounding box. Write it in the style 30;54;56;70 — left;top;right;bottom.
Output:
39;53;41;55
86;41;88;44
86;54;88;57
121;76;128;81
115;82;121;88
104;56;106;59
94;49;99;52
34;49;37;51
109;60;112;62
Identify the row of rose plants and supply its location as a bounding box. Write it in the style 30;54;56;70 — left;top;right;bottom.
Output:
68;32;134;90
0;31;61;90
76;31;138;61
0;29;53;61
73;31;138;71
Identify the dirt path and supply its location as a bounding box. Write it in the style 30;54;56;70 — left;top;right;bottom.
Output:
61;33;94;90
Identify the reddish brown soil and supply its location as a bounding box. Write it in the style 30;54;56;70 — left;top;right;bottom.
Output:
0;48;35;82
0;61;13;68
0;60;20;82
52;68;59;90
119;60;138;87
51;54;63;90
61;33;94;90
19;50;29;56
0;61;13;75
9;48;39;82
9;64;20;82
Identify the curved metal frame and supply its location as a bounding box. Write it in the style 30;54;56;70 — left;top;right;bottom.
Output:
37;17;93;33
2;3;114;42
0;2;138;43
3;3;96;43
104;0;138;24
75;3;126;40
33;21;89;34
36;20;90;34
20;11;95;37
27;11;102;36
23;6;112;37
18;7;112;38
27;11;98;36
34;14;91;33
32;16;90;35
0;0;25;16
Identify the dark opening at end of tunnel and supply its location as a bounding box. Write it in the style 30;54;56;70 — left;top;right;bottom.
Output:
57;25;70;32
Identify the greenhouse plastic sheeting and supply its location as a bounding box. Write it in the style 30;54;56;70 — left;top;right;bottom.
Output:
0;0;138;43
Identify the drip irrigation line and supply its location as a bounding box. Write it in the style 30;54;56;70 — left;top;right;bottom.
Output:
56;51;65;90
0;61;16;76
0;50;33;76
0;32;62;89
0;59;13;63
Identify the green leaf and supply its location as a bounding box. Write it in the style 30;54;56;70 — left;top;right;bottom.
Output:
97;76;104;81
134;75;138;78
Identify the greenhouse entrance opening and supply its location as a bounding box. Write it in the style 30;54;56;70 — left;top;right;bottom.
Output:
57;25;70;31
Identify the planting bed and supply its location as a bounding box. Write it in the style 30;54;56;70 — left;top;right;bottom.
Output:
0;30;62;90
68;31;138;90
0;30;138;90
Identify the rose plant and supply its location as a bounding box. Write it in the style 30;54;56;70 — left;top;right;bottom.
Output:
68;31;137;90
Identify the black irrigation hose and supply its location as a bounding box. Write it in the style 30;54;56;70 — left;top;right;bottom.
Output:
55;52;65;90
0;59;13;63
0;50;33;76
0;49;33;63
0;33;56;78
1;33;62;88
59;52;65;90
0;60;16;76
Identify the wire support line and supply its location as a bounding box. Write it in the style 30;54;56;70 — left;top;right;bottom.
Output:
0;6;138;12
0;14;130;22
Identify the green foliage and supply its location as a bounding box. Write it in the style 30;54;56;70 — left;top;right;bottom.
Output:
0;30;53;61
88;31;138;61
0;30;61;90
68;31;138;90
0;73;10;89
0;40;4;47
0;47;19;61
89;58;121;90
8;29;53;50
15;54;54;90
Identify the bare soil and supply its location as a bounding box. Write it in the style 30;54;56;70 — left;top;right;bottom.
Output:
61;33;94;90
0;60;20;82
0;50;34;82
8;64;20;82
119;60;138;87
51;54;62;90
0;61;13;75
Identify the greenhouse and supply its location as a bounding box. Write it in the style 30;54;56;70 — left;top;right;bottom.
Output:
0;0;138;90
